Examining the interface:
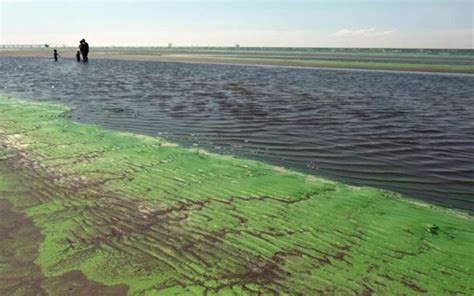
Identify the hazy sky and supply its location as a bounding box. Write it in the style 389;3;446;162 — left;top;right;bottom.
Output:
1;0;473;48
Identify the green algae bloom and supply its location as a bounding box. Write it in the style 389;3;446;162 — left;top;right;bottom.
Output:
0;95;473;295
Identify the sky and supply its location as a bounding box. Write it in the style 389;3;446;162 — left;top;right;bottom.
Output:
1;0;473;48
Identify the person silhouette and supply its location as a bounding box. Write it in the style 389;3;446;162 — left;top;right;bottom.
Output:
76;51;81;62
80;39;89;62
53;49;60;61
79;41;84;60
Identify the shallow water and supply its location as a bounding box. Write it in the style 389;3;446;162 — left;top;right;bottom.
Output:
1;56;473;210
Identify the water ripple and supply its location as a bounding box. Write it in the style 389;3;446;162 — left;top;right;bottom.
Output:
0;56;473;211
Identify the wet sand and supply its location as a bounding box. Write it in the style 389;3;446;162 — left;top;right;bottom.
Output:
1;47;473;73
0;188;128;295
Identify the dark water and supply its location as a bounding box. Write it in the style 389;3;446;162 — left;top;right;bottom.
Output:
1;57;473;211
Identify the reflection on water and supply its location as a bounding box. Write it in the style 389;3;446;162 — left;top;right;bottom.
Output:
1;56;473;211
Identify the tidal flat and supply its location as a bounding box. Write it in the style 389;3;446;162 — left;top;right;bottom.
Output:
0;96;473;295
1;47;473;73
1;56;473;210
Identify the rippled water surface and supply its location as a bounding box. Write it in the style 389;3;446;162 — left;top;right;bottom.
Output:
1;56;473;210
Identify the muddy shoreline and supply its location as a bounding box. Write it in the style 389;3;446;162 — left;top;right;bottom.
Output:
1;48;473;73
0;159;128;295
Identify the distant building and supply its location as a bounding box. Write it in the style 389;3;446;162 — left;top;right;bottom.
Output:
0;44;53;48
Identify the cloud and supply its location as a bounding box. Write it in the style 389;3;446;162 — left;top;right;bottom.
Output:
334;28;395;38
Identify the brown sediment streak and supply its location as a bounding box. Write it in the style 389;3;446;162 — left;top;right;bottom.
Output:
0;197;127;295
0;198;46;296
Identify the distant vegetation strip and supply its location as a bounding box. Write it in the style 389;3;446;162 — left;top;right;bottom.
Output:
2;47;473;73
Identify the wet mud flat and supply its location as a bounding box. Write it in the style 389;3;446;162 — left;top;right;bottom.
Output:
0;96;473;295
0;171;127;295
1;47;474;73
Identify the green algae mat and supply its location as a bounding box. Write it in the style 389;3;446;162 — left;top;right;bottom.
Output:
0;95;473;295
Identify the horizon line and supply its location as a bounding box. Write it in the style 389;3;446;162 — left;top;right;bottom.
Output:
1;44;473;50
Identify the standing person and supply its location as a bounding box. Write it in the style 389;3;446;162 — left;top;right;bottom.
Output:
76;51;81;62
53;49;60;61
79;40;83;56
79;40;84;62
80;39;89;62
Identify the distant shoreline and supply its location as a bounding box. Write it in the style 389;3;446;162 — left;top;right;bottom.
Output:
1;48;473;74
